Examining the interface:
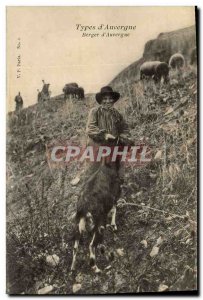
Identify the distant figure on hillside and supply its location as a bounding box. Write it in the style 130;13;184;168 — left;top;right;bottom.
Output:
38;80;51;102
14;92;23;111
37;89;41;103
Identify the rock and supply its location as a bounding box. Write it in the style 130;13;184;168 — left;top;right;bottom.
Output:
37;285;54;294
140;240;148;248
154;150;162;160
71;176;80;186
156;236;164;246
73;283;82;293
46;254;60;267
116;248;125;256
158;283;169;292
150;246;159;257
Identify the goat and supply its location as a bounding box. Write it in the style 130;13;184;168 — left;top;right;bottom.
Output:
70;159;121;273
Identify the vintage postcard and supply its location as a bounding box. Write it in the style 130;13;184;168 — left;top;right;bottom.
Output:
6;6;198;295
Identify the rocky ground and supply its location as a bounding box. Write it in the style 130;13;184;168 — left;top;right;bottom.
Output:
6;66;197;294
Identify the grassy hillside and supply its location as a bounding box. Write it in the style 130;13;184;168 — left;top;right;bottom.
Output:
109;25;196;95
7;25;198;294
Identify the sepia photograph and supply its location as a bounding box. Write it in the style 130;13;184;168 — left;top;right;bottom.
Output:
6;6;198;295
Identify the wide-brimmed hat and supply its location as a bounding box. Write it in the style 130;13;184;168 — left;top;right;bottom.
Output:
96;86;120;104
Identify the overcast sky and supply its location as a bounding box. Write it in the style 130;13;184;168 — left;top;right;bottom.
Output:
7;6;195;111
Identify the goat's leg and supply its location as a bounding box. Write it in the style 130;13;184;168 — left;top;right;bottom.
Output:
106;206;117;231
70;217;86;271
97;225;106;255
70;239;79;271
89;232;102;274
110;205;117;231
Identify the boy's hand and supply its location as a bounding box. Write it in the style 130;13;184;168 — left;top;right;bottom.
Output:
105;133;116;140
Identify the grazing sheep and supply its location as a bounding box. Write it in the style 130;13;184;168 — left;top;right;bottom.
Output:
63;83;84;100
140;61;169;84
70;159;121;273
77;87;85;99
169;53;185;69
68;83;79;88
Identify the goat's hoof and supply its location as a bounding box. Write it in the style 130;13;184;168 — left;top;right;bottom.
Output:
95;268;102;274
92;266;102;274
106;224;117;232
70;269;76;277
111;224;117;232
